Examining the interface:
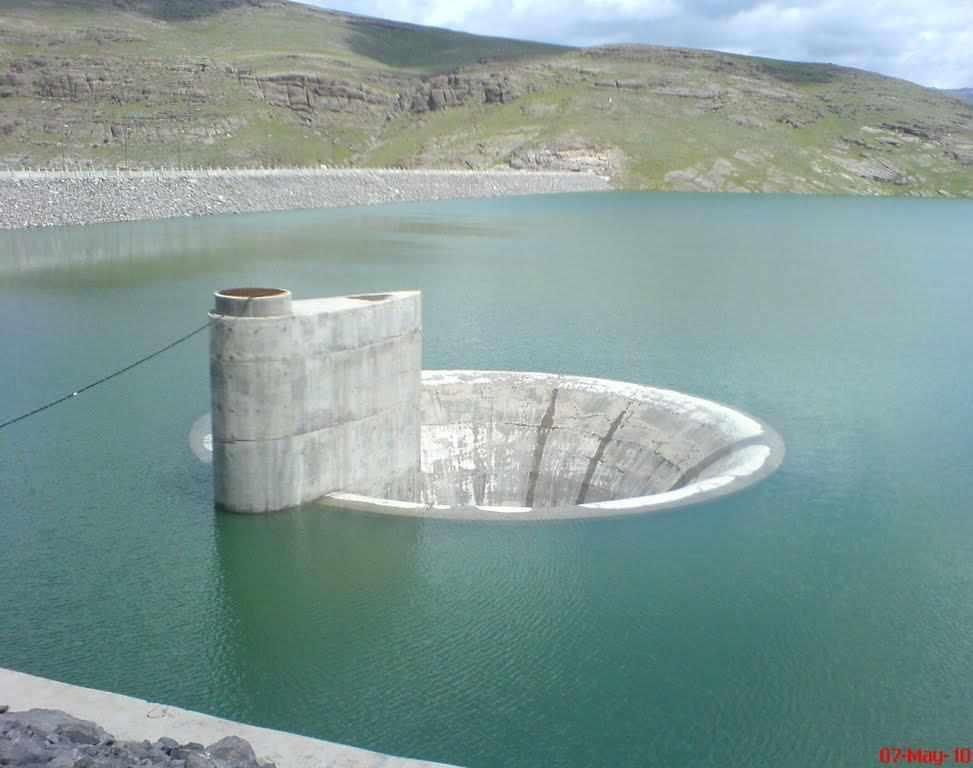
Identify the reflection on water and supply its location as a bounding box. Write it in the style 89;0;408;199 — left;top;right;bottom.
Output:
0;208;514;281
213;508;424;729
212;505;603;760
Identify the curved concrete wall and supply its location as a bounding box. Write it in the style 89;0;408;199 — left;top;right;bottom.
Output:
209;291;422;513
416;370;758;506
326;370;784;520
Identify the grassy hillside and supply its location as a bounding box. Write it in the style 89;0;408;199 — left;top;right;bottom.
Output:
945;88;973;105
1;0;971;196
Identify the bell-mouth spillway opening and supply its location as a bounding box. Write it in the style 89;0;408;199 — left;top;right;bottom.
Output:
322;370;785;521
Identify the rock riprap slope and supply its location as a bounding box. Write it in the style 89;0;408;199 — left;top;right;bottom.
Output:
1;0;971;196
0;708;274;768
0;168;610;228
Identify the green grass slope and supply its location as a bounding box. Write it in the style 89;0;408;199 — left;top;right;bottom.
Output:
944;88;973;105
1;0;971;196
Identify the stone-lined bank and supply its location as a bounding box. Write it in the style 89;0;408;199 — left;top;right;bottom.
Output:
0;668;460;768
0;709;276;768
0;168;611;230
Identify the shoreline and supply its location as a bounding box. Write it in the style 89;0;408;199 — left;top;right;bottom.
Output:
0;168;612;230
0;667;460;768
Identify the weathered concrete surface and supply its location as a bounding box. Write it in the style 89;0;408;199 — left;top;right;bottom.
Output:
0;668;459;768
210;290;422;513
324;370;784;520
0;168;612;230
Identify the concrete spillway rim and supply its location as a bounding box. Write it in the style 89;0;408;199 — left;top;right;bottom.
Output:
320;369;785;522
216;287;290;298
212;287;293;318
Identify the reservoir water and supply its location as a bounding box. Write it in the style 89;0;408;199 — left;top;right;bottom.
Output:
2;191;972;767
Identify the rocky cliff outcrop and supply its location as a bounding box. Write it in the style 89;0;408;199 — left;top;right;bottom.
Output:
235;70;524;117
401;73;522;112
1;56;530;123
238;71;392;114
2;57;211;103
507;142;620;175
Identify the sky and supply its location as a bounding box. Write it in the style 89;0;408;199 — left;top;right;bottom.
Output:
303;0;972;89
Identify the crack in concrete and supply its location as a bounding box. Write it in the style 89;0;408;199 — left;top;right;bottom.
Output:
667;434;766;491
575;401;632;505
524;388;558;508
472;418;486;506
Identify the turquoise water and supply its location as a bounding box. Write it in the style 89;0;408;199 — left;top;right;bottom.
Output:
2;192;973;767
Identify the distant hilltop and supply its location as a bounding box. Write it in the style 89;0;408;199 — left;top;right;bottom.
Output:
944;88;973;105
0;0;971;196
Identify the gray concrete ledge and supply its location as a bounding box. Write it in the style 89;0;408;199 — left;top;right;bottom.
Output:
0;168;612;230
0;668;460;768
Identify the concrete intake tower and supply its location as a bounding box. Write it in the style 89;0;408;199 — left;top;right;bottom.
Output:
209;288;784;519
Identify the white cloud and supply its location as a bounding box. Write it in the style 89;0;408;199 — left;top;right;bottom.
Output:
304;0;973;87
713;0;973;87
580;0;679;19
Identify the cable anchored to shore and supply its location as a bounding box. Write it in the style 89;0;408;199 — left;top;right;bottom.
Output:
0;321;211;432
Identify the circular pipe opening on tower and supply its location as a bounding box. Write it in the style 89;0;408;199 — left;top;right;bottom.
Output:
218;288;289;298
213;288;293;317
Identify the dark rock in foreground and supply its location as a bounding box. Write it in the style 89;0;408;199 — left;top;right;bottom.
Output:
0;709;274;768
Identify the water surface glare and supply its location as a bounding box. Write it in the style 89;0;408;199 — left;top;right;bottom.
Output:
2;192;973;767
